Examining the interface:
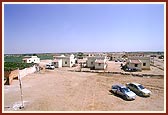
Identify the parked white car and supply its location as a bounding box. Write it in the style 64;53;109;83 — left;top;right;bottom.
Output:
126;83;151;97
46;64;55;70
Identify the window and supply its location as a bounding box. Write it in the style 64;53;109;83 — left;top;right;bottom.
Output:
134;85;138;90
138;85;144;90
65;61;67;64
98;63;101;66
135;64;138;67
143;63;146;66
91;62;93;65
130;84;134;87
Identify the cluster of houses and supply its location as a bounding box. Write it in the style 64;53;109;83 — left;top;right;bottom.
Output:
52;54;108;70
22;53;151;71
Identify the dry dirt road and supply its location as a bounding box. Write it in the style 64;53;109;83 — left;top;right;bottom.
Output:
4;67;165;112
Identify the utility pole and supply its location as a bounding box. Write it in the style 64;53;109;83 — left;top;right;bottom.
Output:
18;68;24;109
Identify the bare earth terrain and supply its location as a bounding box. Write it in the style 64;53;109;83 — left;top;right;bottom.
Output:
4;66;164;112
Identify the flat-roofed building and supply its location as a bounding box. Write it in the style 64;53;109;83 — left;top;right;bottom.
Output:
86;56;107;70
52;59;62;68
126;57;150;70
126;59;142;71
53;54;75;67
95;59;107;70
22;56;40;63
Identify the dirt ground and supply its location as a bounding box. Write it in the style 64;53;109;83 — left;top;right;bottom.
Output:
3;65;165;112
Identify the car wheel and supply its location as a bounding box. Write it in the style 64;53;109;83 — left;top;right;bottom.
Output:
123;95;128;100
139;92;143;96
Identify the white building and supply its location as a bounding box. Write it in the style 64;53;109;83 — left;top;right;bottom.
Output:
52;59;62;68
53;54;76;67
22;56;40;63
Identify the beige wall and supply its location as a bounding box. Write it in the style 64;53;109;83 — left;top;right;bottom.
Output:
52;60;62;68
95;63;107;70
5;66;36;85
127;63;142;71
128;57;150;70
140;59;150;70
86;58;95;68
87;56;107;68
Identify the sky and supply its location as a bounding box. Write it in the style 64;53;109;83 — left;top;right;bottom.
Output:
4;3;164;54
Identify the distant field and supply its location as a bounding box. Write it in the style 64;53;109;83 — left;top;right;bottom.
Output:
4;55;54;62
38;55;53;60
4;56;23;62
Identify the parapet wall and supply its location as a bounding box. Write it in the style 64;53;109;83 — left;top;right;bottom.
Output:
4;66;36;85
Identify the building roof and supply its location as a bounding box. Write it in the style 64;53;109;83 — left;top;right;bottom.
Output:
53;54;75;59
95;59;106;63
128;56;150;60
129;59;141;64
88;56;106;60
52;59;62;62
78;59;87;63
53;55;65;58
22;58;30;60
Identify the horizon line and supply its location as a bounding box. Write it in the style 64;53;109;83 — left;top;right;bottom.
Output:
4;51;164;55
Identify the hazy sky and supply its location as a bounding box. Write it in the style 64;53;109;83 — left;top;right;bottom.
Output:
4;3;164;54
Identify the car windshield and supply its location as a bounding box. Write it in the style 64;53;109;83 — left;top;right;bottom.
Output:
138;85;145;90
122;88;130;93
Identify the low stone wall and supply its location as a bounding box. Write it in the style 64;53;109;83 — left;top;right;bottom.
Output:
70;69;164;78
19;66;36;79
4;66;37;85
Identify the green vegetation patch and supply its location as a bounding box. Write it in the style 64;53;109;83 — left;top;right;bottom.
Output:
4;62;34;72
4;55;23;62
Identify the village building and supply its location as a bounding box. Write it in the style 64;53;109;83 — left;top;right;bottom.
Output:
111;52;128;62
22;56;40;63
95;59;107;70
77;58;87;68
86;56;107;70
52;59;62;68
53;54;76;67
126;59;142;71
126;57;150;70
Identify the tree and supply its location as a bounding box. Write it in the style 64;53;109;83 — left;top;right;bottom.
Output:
33;54;37;56
77;52;84;59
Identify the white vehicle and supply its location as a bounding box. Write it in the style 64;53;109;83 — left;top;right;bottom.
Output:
126;83;151;97
46;64;55;70
111;84;136;100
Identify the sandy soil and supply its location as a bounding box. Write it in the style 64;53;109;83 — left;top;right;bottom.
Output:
4;66;165;112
